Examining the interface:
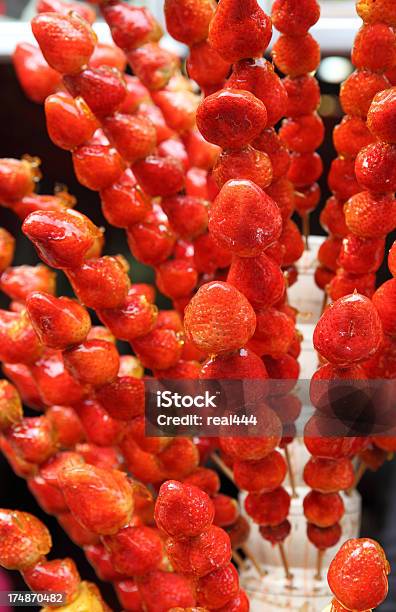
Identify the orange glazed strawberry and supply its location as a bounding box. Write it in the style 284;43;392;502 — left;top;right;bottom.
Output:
37;0;96;23
368;87;396;143
254;128;290;182
280;113;324;154
63;339;120;387
74;399;126;447
213;147;273;190
227;253;285;309
98;290;157;342
245;487;290;525
73;144;125;191
234;451;287;493
89;42;127;72
101;2;162;51
266;177;294;221
103;113;156;164
352;23;396;73
200;348;269;379
187;41;231;89
344;192;396;238
0;310;43;365
13;43;60;104
166;525;231;577
155;480;215;538
328;157;360;202
338;235;385;275
209;180;282;256
355;142;396;193
328;538;390;610
283;75;320;117
23;209;103;269
0;510;51;570
217;590;249;612
304;491;344;527
0;264;56;302
22;557;80;605
304;457;354;493
372;279;396;336
0;228;15;273
287;152;323;187
247;308;295;357
356;0;396;27
318;237;342;272
162;195;208;239
0;380;22;432
313;293;383;366
132;155;185;197
46;406;84;448
31;351;86;406
100;169;151;229
64;66;127;118
340;70;390;118
127;42;178;91
333;115;374;159
59;464;133;535
138;571;196;612
103;525;163;576
193;232;232;274
184;281;256;354
294;183;321;215
260;521;291;546
165;0;216;44
307;523;342;551
208;0;272;64
45;93;98;151
132;327;183;370
151;89;199;134
96;376;145;421
156;259;198;299
226;59;287;127
272;34;320;77
0;158;35;204
31;12;96;75
197;89;267;150
219;418;282;460
26;292;91;350
272;0;320;35
197;563;239;609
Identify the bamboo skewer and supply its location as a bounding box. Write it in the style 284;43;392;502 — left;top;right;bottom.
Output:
284;446;298;498
302;213;310;250
279;542;293;580
315;549;325;581
242;544;267;578
211;452;235;484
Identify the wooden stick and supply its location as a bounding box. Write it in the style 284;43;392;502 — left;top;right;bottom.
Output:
284;446;298;498
315;549;325;581
347;461;367;495
302;213;310;251
211;452;235;484
278;542;293;580
232;549;245;570
241;544;267;578
320;291;328;317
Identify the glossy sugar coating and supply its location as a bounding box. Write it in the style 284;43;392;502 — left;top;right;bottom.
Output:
0;509;51;570
307;523;342;550
44;94;98;152
0;309;43;365
0;380;23;432
248;308;295;357
287;151;323;187
101;2;162;51
22;558;80;605
31;12;96;75
303;491;344;527
352;23;396;72
328;157;360;202
12;43;60;104
103;113;156;164
98;291;158;342
67;65;127;118
208;0;272;64
272;34;320;77
333;115;374;158
127;43;178;91
265;177;295;221
271;0;320;35
209;179;282;256
283;75;321;117
234;451;287;493
156;259;198;299
155;480;214;538
356;0;396;27
253;128;291;182
138;570;196;612
184;281;256;354
338;235;385;275
279;113;324;153
329;267;374;301
219;416;282;460
372;279;396;336
303;457;354;493
187;40;231;89
132;155;185;197
367;87;396;143
216;590;250;612
96;376;145;421
344;192;396;238
37;0;96;23
0;264;56;303
313;293;383;366
245;487;291;526
318;237;342;272
164;0;215;45
166;525;232;577
200;348;269;379
213;147;273;190
196;89;268;150
328;538;390;610
340;70;390;118
131;327;183;370
63;339;120;387
100;170;151;229
0;158;35;204
72;144;125;191
103;525;163;576
162;195;208;239
355;142;396;193
260;520;291;545
197;563;239;609
212;494;239;527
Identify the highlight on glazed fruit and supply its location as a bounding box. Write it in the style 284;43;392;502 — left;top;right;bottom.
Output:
0;0;396;610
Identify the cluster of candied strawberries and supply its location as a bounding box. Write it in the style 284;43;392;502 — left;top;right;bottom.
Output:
0;0;396;610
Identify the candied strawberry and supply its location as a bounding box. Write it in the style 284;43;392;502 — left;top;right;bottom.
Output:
227;253;285;309
37;0;95;23
100;170;151;229
283;75;320;117
96;376;145;421
26;292;91;350
266;177;295;221
197;89;267;149
254;128;290;182
328;157;360;202
6;416;57;465
321;196;348;238
76;399;126;447
344;192;396;238
314;293;383;366
104;525;163;576
184;281;256;354
183;468;220;497
304;457;354;493
234;451;287;493
103;113;156;164
158;138;189;170
165;0;215;44
187;40;230;89
0;310;43;365
260;520;291;545
133;155;185;197
318;237;342;272
247;308;295;357
295;183;321;215
23;558;80;604
272;34;320;77
102;2;161;51
98;292;157;342
279;219;305;266
45;93;98;151
128;219;176;266
155;480;214;538
0;158;35;204
131;328;183;370
304;491;344;527
72;144;125;191
193;233;232;274
213;147;273;190
216;590;249;612
166;525;231;577
138;101;175;143
352;23;396;73
338;235;385;275
333;115;374;158
158;438;199;480
355;142;396;193
219;419;282;460
46;406;84;449
0;510;51;571
197;563;239;609
183;130;220;171
31;351;86;406
89;42;127;71
209;179;282;256
208;0;272;63
66;256;130;310
245;487;290;525
272;0;319;35
226;58;287;126
31;12;96;75
63;339;120;387
287;152;323;187
328;538;390;610
59;464;133;535
0;380;23;432
12;193;74;221
200;347;268;379
0;228;15;273
340;70;389;118
0;264;56;302
368;87;396;143
13;43;60;104
372;279;396;336
156;259;198;299
58;512;99;547
212;494;239;527
138;571;196;612
356;0;396;27
162;195;208;239
279;113;324;154
307;523;342;550
329;269;376;301
127;43;178;91
151;89;199;134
